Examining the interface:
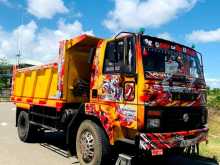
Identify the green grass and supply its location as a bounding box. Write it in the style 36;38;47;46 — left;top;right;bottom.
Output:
201;88;220;160
200;109;220;161
207;88;220;110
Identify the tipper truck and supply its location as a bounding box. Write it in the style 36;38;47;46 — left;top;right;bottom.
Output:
11;32;208;165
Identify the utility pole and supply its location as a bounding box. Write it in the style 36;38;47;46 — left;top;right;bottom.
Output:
16;7;24;67
16;51;21;65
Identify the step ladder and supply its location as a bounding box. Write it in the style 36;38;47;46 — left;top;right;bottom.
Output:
115;154;133;165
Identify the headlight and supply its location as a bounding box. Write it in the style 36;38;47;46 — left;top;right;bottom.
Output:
147;119;160;128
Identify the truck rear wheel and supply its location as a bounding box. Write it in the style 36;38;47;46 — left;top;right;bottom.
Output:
76;120;110;165
17;111;36;142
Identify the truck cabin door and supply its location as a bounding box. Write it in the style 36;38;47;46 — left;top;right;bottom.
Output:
101;36;137;105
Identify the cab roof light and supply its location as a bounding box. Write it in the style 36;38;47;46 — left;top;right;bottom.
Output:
139;27;145;34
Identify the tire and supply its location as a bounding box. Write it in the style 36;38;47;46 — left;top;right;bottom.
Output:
76;120;111;165
17;111;36;142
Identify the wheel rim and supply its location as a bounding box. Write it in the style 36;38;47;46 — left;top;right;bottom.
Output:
79;130;95;163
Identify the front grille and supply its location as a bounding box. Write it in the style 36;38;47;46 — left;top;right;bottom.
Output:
145;107;207;132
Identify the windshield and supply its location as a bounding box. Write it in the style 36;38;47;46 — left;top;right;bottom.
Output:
141;37;202;78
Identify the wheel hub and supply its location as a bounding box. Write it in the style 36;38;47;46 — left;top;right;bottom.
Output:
80;130;95;163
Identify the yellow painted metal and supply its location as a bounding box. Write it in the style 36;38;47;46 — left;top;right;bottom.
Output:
61;35;103;103
13;64;59;107
16;103;31;110
34;68;54;99
65;49;90;102
14;72;25;97
23;70;37;97
12;35;103;107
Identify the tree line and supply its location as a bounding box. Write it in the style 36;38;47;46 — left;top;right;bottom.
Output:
207;87;220;110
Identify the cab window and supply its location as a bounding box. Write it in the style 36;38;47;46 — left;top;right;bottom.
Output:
103;38;135;74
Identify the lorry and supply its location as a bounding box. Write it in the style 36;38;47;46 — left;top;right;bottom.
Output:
11;32;208;165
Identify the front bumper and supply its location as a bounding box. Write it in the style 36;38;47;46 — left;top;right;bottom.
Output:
139;127;208;152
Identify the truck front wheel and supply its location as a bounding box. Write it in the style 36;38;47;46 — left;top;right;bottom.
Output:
17;111;36;142
76;120;110;165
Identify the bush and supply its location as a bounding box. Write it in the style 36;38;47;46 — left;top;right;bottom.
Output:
207;88;220;110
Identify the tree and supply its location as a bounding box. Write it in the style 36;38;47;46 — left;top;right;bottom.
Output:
0;58;10;89
207;86;210;95
0;57;8;65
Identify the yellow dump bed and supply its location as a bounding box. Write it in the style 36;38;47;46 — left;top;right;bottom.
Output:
11;34;103;109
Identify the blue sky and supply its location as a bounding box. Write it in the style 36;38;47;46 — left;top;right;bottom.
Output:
0;0;219;88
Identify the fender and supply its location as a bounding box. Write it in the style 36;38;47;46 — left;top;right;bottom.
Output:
66;103;113;154
85;103;115;144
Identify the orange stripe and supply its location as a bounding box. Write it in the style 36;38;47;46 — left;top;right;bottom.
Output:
26;98;33;103
39;100;46;104
16;98;22;101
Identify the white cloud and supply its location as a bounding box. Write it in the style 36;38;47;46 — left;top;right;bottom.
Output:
103;0;198;32
206;78;220;89
0;20;93;65
186;28;220;43
0;0;12;7
0;0;7;3
27;0;68;19
157;32;173;41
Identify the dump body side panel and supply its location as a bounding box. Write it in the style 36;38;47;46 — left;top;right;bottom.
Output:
12;63;61;108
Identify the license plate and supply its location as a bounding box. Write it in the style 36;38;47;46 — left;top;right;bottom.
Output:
151;149;163;156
